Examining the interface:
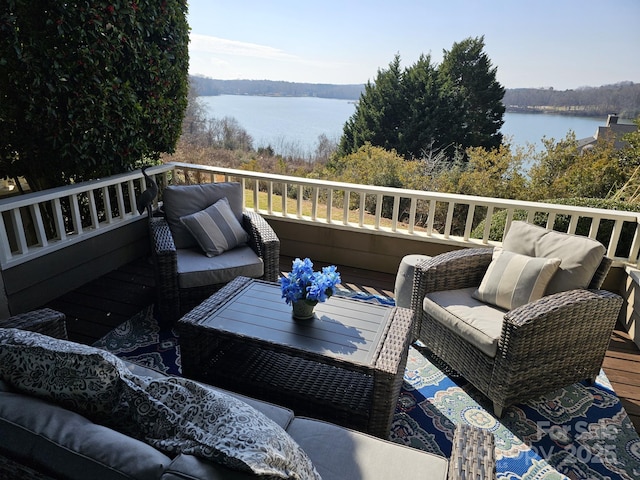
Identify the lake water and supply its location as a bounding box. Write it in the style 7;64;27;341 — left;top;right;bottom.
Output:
200;95;611;156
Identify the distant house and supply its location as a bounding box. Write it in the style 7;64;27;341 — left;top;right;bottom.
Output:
578;114;638;152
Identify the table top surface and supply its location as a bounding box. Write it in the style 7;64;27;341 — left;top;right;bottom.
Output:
195;279;396;366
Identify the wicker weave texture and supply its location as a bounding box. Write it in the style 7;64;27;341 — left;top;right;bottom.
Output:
448;424;496;480
412;247;623;416
178;277;414;438
0;454;58;480
0;308;67;339
150;209;280;324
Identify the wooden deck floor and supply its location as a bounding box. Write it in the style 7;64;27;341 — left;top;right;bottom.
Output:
45;256;640;431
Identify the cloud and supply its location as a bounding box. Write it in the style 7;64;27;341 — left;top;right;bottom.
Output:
190;33;297;61
188;33;363;84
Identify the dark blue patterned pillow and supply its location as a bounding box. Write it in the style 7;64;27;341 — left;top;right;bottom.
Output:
0;328;128;419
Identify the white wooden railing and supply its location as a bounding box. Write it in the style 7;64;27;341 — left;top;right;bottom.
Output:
0;165;173;269
172;162;640;266
0;161;639;270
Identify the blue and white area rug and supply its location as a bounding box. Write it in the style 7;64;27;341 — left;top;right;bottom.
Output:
95;304;640;480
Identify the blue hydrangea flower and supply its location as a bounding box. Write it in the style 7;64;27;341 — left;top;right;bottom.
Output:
279;258;341;304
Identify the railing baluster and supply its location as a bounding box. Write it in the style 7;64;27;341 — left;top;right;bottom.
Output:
629;222;640;267
297;184;303;218
88;190;100;229
464;203;475;241
252;179;259;212
71;194;83;235
607;219;624;258
343;190;350;225
589;216;601;239
504;208;514;235
11;209;27;254
326;188;333;223
546;212;556;229
426;200;435;236
568;214;579;234
374;194;383;229
127;180;137;215
444;202;454;238
526;209;536;223
281;183;287;216
30;204;48;247
0;216;13;263
359;192;365;227
53;198;66;241
102;187;113;224
408;197;417;234
312;187;319;221
116;183;126;219
267;181;273;215
391;195;399;232
483;206;494;243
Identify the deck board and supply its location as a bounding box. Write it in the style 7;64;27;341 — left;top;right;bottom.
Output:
44;255;640;432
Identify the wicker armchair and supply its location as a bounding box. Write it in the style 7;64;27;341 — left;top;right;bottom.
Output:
411;247;623;418
150;209;280;324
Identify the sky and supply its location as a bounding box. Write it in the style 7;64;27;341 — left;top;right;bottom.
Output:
187;0;640;90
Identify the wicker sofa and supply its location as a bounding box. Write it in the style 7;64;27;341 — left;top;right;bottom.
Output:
0;309;496;480
411;221;624;417
149;182;280;324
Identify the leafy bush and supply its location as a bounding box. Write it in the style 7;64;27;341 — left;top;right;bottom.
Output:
1;0;189;190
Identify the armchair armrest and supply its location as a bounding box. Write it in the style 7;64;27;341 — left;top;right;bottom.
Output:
149;217;180;322
243;211;280;282
1;308;67;340
411;248;493;316
448;424;496;480
493;289;623;395
149;216;177;257
498;289;622;344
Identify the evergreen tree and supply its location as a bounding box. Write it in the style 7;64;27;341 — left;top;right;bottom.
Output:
401;54;460;158
338;55;405;157
338;37;506;162
439;36;505;151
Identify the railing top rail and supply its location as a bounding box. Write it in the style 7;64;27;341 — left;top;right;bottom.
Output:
0;165;173;212
170;162;640;222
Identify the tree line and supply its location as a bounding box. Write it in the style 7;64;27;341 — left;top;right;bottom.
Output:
503;82;640;118
190;77;364;100
191;78;640;119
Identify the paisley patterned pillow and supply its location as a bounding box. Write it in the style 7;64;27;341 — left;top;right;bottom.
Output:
0;328;128;419
120;375;322;480
0;328;321;478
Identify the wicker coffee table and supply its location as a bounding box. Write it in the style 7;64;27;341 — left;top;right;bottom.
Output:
177;276;414;438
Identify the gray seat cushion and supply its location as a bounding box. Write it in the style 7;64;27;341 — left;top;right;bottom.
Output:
425;287;505;358
0;382;171;480
176;246;264;288
287;417;450;480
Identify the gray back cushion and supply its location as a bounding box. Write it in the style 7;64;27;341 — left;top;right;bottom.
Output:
163;182;244;249
502;221;606;294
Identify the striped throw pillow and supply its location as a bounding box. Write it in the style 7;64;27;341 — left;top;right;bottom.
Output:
180;197;249;257
472;248;561;310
